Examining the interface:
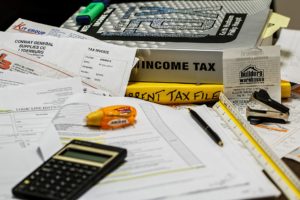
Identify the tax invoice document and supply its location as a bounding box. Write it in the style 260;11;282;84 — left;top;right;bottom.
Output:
0;78;83;149
0;48;110;96
0;70;52;88
0;32;137;96
49;93;279;200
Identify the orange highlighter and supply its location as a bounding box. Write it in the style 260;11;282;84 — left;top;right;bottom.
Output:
86;105;137;129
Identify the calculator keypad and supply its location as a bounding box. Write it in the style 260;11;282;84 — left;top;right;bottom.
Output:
14;159;100;199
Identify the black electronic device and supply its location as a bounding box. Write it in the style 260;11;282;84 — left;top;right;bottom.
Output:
12;140;127;200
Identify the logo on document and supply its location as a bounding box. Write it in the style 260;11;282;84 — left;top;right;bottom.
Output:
96;5;246;43
0;53;12;70
13;22;46;35
239;64;264;84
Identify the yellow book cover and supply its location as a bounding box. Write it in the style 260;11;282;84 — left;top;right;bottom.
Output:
126;81;291;104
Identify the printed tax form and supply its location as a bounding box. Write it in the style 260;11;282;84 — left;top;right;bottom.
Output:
0;47;111;96
49;93;279;200
0;78;82;200
0;32;137;96
0;70;51;88
0;78;83;149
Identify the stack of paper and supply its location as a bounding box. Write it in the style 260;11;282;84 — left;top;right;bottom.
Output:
0;17;294;200
0;22;138;199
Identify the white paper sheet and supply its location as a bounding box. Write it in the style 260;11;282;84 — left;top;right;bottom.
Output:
0;78;83;149
48;93;279;200
0;32;137;96
167;105;279;200
0;70;51;88
0;145;42;200
252;98;300;158
276;29;300;83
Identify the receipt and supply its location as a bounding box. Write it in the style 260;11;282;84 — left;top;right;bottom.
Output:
223;46;281;113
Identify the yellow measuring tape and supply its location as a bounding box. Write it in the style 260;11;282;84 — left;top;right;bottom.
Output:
213;93;300;200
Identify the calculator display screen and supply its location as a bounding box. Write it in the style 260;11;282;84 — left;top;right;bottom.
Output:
60;148;111;163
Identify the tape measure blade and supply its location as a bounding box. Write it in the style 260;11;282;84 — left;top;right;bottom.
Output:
213;93;300;200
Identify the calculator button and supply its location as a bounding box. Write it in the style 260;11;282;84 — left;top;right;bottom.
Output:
76;179;82;183
82;175;88;179
55;185;61;191
65;187;73;193
89;166;99;171
29;175;36;180
34;171;41;176
70;167;76;172
40;177;45;182
16;184;27;190
41;167;52;172
65;177;72;182
85;170;94;175
34;181;41;187
28;186;36;192
65;171;71;176
59;192;67;198
38;188;48;193
57;160;64;165
74;173;81;178
48;190;57;197
53;164;60;169
74;163;82;168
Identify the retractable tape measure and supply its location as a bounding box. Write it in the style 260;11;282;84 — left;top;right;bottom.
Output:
213;93;300;200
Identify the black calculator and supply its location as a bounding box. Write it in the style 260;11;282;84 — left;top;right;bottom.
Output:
12;140;127;200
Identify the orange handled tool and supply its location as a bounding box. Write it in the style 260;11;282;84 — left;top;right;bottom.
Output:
86;105;137;129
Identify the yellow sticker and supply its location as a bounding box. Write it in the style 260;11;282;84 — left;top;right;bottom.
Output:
263;12;290;39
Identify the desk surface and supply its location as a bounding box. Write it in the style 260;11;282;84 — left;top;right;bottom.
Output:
0;1;299;199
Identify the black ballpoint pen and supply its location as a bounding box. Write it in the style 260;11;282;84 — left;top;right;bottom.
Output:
188;108;224;147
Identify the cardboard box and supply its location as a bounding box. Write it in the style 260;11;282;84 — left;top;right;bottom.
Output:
63;0;272;84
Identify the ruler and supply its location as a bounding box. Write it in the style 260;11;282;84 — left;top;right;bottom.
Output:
213;93;300;200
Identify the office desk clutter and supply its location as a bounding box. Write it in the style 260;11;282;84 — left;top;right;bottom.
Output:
0;0;300;200
49;93;280;200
